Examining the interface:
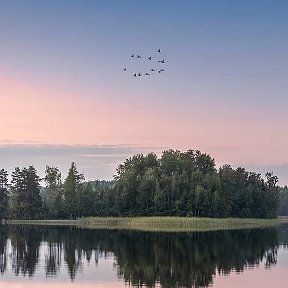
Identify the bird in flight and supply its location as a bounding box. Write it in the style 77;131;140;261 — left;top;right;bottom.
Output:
125;49;166;78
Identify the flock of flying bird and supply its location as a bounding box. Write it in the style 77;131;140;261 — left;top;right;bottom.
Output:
123;49;165;77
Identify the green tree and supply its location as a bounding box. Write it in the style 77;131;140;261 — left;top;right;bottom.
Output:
136;168;157;215
263;172;279;218
278;186;288;215
77;182;96;217
10;166;42;219
63;162;84;218
0;169;9;219
112;149;279;218
44;166;63;218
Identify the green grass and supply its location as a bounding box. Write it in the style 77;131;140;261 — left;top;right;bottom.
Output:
6;217;280;232
79;216;279;232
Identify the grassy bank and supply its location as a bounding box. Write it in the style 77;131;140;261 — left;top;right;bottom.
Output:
80;217;279;232
7;217;280;232
6;219;79;226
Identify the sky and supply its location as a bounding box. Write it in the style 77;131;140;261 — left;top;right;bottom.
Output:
0;0;288;185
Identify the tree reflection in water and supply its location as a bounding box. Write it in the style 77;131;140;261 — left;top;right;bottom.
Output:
0;224;286;287
0;225;8;274
10;225;42;276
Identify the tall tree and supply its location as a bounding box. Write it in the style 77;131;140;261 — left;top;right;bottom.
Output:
0;169;9;219
44;166;63;219
10;167;22;219
77;182;95;217
63;162;84;218
263;172;279;218
10;166;42;219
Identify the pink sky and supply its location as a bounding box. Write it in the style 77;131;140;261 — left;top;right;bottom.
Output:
1;75;288;166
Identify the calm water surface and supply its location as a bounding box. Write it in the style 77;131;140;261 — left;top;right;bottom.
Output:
0;225;287;288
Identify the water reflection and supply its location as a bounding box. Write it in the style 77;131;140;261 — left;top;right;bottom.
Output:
0;225;287;287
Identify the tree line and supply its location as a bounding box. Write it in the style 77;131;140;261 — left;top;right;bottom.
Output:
0;149;280;219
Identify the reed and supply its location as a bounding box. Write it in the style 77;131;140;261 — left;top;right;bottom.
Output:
6;217;280;232
79;216;279;232
6;219;79;226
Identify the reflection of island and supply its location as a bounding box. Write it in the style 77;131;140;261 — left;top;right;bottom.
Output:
0;225;286;287
110;229;279;287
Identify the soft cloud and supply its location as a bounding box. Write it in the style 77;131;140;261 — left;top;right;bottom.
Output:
0;144;164;181
0;144;287;186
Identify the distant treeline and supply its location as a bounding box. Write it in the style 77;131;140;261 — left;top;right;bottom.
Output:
0;149;280;219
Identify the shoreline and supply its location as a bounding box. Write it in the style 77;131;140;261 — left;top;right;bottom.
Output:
5;217;283;232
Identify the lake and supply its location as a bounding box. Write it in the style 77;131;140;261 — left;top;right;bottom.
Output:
0;224;287;287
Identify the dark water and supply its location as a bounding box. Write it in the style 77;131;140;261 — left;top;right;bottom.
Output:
0;225;287;288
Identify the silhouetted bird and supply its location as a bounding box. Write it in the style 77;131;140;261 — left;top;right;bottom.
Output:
158;69;165;73
131;54;135;57
145;73;150;76
138;73;141;76
148;56;152;60
133;73;137;77
137;55;141;58
158;59;165;63
124;68;127;71
151;69;155;72
158;49;161;53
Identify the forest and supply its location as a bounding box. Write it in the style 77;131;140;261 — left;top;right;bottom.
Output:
0;149;281;220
